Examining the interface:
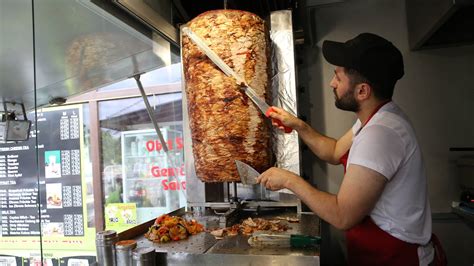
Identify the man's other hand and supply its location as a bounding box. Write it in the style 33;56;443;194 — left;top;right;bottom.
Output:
257;167;300;191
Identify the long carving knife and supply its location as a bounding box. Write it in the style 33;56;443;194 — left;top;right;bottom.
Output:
182;26;292;133
235;160;260;185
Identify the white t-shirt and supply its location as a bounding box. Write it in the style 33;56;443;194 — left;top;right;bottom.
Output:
347;101;432;245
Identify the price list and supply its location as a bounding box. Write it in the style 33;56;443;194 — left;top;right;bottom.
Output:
0;107;84;237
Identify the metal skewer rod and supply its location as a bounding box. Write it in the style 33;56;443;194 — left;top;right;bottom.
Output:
233;182;237;200
226;182;231;202
134;74;168;153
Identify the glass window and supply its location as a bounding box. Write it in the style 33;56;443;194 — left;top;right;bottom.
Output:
100;93;185;232
0;104;95;263
97;63;182;92
0;108;41;264
2;0;181;262
81;104;96;230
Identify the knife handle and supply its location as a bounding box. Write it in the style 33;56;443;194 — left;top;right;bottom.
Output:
265;107;293;133
290;234;321;248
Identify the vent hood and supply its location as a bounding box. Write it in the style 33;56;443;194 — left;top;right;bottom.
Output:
406;0;474;50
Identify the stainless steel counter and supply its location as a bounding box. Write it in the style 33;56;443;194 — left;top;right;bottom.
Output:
205;211;319;256
131;209;320;265
155;252;319;266
136;228;219;254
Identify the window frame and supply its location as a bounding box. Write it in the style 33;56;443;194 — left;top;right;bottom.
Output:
63;82;181;230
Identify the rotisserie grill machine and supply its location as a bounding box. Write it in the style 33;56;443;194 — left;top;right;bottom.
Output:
182;11;301;227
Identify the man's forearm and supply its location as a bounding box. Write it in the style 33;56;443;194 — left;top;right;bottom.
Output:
296;122;339;164
286;176;348;230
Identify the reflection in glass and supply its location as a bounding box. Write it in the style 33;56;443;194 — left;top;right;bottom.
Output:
98;63;182;92
100;93;185;231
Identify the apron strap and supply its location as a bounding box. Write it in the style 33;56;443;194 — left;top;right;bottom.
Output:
430;233;447;266
340;100;391;172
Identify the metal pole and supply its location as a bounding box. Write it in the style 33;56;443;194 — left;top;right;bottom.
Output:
133;74;168;153
133;74;187;201
233;182;237;201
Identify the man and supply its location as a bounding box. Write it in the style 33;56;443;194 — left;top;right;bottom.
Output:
257;33;440;265
106;175;123;204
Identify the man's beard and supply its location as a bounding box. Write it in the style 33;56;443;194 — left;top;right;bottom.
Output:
334;86;360;112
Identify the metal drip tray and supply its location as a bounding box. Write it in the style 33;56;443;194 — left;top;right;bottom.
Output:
133;210;320;257
135;229;219;254
205;210;319;256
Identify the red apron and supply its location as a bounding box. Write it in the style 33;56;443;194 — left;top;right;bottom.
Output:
340;101;446;266
341;101;418;266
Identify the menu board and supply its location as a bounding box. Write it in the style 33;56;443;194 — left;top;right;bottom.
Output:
0;105;96;263
0;107;82;237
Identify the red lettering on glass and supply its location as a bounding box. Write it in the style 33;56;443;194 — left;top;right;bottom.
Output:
150;165;185;177
151;166;160;177
162;179;168;190
143;137;184;153
161;179;186;191
146;140;154;152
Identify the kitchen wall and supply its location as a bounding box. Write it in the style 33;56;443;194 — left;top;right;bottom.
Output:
298;0;474;214
297;1;474;264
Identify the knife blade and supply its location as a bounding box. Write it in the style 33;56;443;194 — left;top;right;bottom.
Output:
235;160;260;185
241;87;292;133
182;26;245;85
182;26;292;133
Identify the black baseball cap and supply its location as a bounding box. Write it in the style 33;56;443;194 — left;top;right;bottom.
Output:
322;33;404;88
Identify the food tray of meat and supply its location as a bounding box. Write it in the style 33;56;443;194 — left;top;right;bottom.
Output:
145;215;204;243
